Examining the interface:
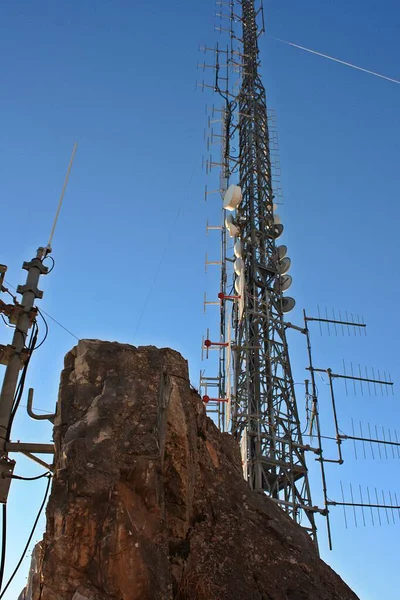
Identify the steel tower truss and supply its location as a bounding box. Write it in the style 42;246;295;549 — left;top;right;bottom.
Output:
201;0;319;543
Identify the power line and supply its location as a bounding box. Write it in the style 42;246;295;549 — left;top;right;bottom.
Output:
11;472;51;482
4;280;79;342
0;474;52;599
42;255;55;274
7;325;38;441
133;165;196;340
34;310;49;350
19;404;54;415
0;316;12;329
39;309;79;341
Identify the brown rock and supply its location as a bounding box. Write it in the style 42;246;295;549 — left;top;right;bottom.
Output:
23;340;359;600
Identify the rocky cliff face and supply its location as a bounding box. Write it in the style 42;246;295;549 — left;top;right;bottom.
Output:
23;340;359;600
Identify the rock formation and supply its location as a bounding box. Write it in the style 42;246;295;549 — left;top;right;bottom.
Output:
22;340;359;600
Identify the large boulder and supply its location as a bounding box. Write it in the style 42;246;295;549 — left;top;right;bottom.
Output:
23;340;359;600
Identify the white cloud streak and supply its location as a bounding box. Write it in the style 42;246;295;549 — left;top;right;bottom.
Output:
273;37;400;86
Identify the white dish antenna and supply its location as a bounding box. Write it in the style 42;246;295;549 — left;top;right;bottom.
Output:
239;293;245;321
234;239;243;258
277;257;291;275
274;274;292;293
223;184;242;211
234;275;242;294
234;257;244;276
273;213;281;225
225;214;240;238
280;296;296;313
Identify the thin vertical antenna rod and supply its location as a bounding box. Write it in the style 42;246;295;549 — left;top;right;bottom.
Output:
47;142;78;252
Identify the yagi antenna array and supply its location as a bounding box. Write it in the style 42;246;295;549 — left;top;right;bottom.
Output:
311;364;394;398
331;482;400;529
347;420;400;461
298;308;399;548
341;360;393;397
309;306;367;337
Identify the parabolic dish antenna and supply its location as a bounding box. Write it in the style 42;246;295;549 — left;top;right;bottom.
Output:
277;256;291;275
277;245;287;260
225;214;239;238
266;224;284;240
239;291;245;321
280;296;296;313
234;257;244;276
234;275;242;294
274;274;292;293
223;184;242;211
234;239;243;258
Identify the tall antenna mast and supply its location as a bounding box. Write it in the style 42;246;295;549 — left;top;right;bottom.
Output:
202;0;400;553
200;1;319;544
233;0;317;539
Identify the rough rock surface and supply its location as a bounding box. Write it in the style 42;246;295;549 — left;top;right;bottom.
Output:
24;340;359;600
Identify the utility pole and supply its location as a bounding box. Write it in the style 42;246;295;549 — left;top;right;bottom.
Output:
0;142;77;503
0;251;54;502
0;248;47;448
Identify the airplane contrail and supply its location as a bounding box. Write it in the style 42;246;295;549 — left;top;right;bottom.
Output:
272;37;400;85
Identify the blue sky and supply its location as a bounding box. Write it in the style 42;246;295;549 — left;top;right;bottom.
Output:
1;1;400;598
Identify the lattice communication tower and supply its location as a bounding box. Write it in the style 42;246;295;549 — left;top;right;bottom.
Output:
200;1;320;544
